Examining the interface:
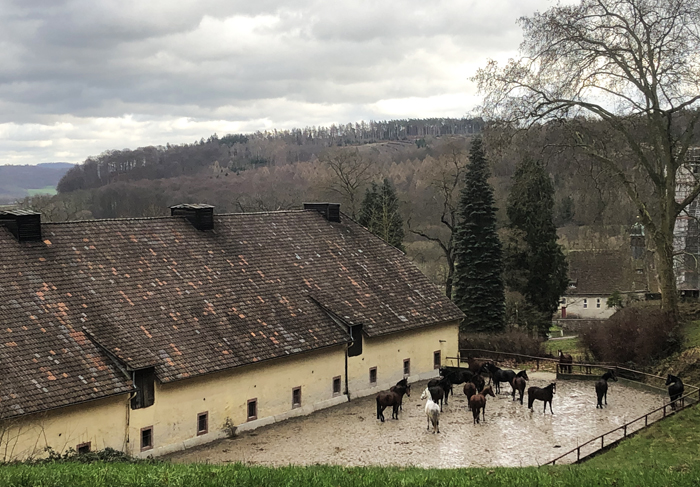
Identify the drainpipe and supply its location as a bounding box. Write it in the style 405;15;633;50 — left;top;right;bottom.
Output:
344;344;350;400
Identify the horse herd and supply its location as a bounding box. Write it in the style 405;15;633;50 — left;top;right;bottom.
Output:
375;358;688;434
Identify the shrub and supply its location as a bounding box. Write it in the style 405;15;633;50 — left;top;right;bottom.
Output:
460;330;544;357
579;308;681;366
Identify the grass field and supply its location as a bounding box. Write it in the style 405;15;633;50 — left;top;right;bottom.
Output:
26;185;57;196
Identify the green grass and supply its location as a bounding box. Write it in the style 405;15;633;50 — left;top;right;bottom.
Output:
543;336;583;356
1;461;700;487
26;185;57;196
683;320;700;349
585;401;700;470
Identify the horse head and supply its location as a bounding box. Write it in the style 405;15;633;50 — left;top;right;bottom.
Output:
609;370;618;382
666;374;680;386
481;385;495;398
396;378;408;388
549;383;557;394
405;383;411;397
517;370;529;381
420;387;430;400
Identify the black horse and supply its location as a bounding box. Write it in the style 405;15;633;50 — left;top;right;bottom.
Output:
376;382;410;422
510;370;529;404
484;363;516;394
558;350;573;374
390;378;410;411
666;374;684;411
595;370;617;408
427;376;453;406
528;383;556;414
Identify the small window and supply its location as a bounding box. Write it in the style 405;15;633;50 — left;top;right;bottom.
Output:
77;442;91;454
131;368;156;410
583;299;588;309
561;297;566;305
292;387;302;408
332;376;341;396
247;398;257;421
596;298;601;308
369;367;377;384
433;350;441;369
197;412;208;436
140;426;153;451
348;324;363;357
403;358;410;376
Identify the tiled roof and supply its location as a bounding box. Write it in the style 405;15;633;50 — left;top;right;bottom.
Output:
566;250;650;295
0;210;463;416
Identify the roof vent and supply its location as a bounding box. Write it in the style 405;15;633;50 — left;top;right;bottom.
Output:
0;210;42;242
170;204;215;231
303;203;341;223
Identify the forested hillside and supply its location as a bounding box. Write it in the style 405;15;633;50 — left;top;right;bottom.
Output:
14;114;699;287
0;163;74;203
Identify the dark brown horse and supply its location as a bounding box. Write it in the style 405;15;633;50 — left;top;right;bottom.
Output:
558;350;573;374
376;381;410;422
427;376;452;407
390;378;410;411
466;357;493;375
469;385;495;424
666;374;684;411
595;370;617;408
463;382;477;409
510;370;529;404
528;383;556;414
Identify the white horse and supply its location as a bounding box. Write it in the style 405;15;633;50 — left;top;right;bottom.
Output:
421;387;440;433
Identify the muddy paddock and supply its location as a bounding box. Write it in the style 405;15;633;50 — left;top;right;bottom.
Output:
167;372;665;468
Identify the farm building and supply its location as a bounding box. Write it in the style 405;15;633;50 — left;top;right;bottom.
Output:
0;204;463;460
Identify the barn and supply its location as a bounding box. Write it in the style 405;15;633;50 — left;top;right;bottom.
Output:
0;204;463;460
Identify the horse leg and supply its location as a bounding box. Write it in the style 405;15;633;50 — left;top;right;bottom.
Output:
548;400;554;414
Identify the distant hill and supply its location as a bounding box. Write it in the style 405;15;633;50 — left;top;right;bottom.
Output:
0;163;74;203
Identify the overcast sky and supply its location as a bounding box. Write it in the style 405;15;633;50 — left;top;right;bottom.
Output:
0;0;559;165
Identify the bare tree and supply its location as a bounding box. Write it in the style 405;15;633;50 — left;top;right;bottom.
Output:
474;0;700;320
408;141;469;298
321;148;375;219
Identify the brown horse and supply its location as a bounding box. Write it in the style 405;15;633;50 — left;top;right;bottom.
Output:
427;376;452;407
510;370;529;405
469;385;495;424
376;381;410;422
463;382;477;409
528;383;556;414
390;378;410;411
558;350;573;374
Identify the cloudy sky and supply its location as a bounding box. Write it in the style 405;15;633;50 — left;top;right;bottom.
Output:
0;0;559;165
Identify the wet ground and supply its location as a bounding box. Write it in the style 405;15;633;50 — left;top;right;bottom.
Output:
167;372;665;467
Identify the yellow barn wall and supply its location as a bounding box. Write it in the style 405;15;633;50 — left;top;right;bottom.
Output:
129;344;347;457
0;394;129;462
347;320;459;398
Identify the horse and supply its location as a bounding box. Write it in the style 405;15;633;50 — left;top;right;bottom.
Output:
469;385;495;424
595;370;617;408
483;363;516;394
390;378;410;411
470;373;486;393
463;382;477;409
376;383;410;422
558;350;573;374
421;388;440;433
439;366;475;385
466;357;493;375
528;383;556;414
666;374;684;411
510;370;529;405
427;376;452;406
427;385;446;411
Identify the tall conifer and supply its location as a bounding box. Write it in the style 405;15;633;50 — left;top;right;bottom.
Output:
452;137;505;332
359;178;405;251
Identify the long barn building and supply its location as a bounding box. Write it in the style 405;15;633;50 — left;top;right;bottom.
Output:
0;204;463;460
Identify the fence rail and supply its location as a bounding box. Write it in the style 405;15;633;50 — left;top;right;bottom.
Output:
447;349;699;465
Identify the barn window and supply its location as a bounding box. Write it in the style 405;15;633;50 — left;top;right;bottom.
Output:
332;376;341;396
140;426;153;451
77;442;91;454
596;298;601;308
369;367;377;384
292;387;302;408
247;398;257;421
433;350;441;369
583;299;588;309
197;412;208;436
348;324;363;357
131;367;156;410
403;358;410;376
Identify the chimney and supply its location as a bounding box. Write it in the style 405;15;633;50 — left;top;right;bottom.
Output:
170;204;215;231
303;203;341;223
0;210;42;242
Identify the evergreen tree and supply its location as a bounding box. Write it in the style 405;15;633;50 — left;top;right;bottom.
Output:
452;137;505;332
506;157;568;336
358;178;405;251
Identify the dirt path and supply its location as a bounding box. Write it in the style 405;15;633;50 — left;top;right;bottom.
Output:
167;372;665;468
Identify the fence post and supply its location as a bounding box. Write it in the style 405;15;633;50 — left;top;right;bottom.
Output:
645;415;648;427
623;425;627;437
577;447;580;462
601;436;604;448
537;359;540;371
663;405;666;418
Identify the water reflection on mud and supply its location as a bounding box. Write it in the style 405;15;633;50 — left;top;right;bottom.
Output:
168;372;664;468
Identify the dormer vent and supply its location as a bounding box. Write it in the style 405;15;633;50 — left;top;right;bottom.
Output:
170;204;215;231
0;210;42;242
303;203;341;223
